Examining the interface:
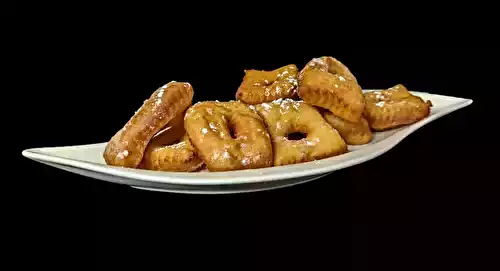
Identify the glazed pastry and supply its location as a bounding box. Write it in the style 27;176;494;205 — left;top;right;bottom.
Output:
236;64;299;104
139;113;203;172
322;111;372;145
298;57;365;122
255;98;348;166
101;60;436;174
299;56;358;83
103;81;194;168
363;84;433;131
184;100;273;172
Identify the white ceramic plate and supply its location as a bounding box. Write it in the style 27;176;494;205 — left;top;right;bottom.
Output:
22;90;472;194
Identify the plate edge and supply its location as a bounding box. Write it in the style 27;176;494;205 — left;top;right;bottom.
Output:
21;95;473;185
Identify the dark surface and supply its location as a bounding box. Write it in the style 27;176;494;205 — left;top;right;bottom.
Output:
16;40;496;270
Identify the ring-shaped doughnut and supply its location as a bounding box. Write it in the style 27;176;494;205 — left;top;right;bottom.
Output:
298;57;365;123
363;84;433;131
184;101;273;172
103;81;194;168
236;64;299;104
255;98;348;166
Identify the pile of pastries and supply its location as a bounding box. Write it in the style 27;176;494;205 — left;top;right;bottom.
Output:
103;56;433;172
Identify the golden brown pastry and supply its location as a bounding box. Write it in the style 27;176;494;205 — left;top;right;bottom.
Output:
299;56;359;83
103;81;194;168
184;100;273;172
236;64;299;104
139;113;203;172
298;57;365;123
363;84;433;131
322;111;373;145
254;98;348;166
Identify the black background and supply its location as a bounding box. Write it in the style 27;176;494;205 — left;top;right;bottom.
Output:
12;18;498;270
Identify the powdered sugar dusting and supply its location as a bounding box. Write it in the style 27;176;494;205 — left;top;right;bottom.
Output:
273;98;284;104
116;150;129;159
375;101;385;107
160;80;176;89
280;101;290;111
311;58;325;66
287;77;298;87
241;157;249;166
155;88;165;106
375;92;385;100
209;122;218;131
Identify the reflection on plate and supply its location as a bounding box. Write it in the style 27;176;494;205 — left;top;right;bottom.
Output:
22;91;472;194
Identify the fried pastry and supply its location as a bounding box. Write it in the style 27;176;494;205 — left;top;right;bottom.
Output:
103;81;194;168
236;64;299;104
184;100;273;172
139;113;203;172
299;56;358;83
322;111;373;145
363;84;433;131
298;57;365;122
254;98;347;166
99;56;438;175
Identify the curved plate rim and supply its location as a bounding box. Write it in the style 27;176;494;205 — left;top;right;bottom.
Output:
21;91;473;186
